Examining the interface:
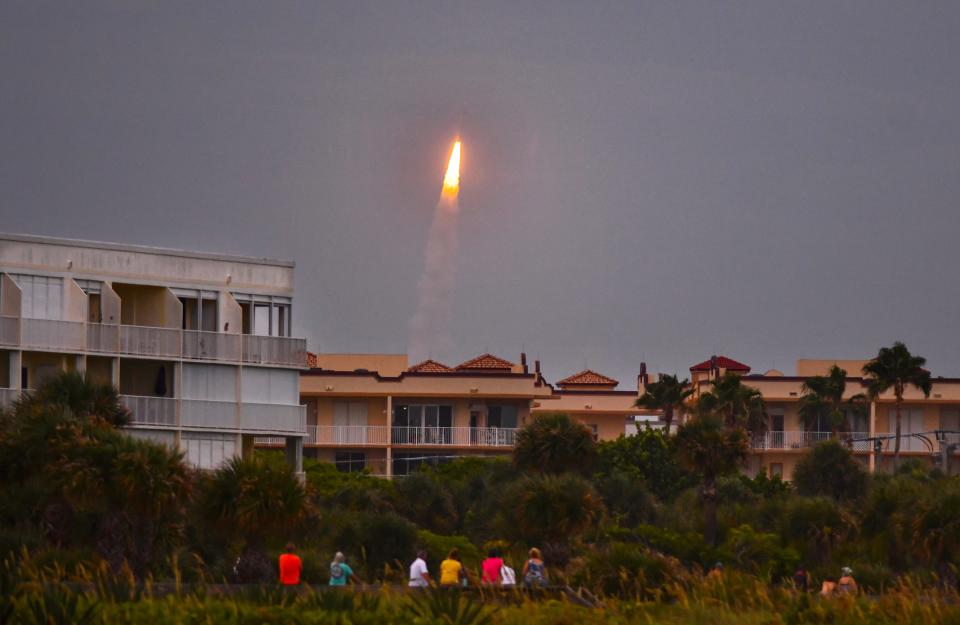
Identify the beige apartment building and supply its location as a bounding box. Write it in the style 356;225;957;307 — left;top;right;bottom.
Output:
260;352;655;476
686;355;960;478
0;233;308;471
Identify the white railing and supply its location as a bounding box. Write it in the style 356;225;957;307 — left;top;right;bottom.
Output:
182;330;241;362
751;431;872;451
119;325;182;358
121;394;177;427
241;335;308;368
311;425;391;446
181;399;238;430
87;323;120;353
239;402;306;434
392;426;518;447
20;318;86;352
0;388;22;411
0;316;19;346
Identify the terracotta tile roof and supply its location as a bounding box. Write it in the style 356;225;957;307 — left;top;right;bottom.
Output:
407;359;453;373
455;353;516;371
307;352;319;369
690;355;751;373
556;369;619;387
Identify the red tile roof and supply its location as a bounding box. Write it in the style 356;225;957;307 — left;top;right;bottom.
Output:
455;353;516;371
307;352;319;369
407;359;453;373
690;355;751;373
556;369;619;387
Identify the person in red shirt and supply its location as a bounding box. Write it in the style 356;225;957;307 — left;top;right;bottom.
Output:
278;543;302;585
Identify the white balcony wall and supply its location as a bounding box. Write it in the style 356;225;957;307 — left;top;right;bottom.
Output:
241;367;298;405
1;274;22;318
20;318;86;352
181;432;237;469
11;274;62;320
183;363;237;401
239;403;305;433
121;395;177;427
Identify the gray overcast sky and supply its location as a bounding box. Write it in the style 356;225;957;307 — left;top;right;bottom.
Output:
3;1;960;386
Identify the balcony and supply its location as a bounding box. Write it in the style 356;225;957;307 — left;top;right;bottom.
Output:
312;425;391;446
751;431;873;452
0;316;19;347
392;426;518;447
182;330;241;362
20;318;86;352
239;402;306;434
119;325;182;359
242;335;308;368
121;395;177;427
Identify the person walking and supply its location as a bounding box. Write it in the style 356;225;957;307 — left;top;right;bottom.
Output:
837;567;858;595
521;548;547;588
329;552;362;587
440;548;465;587
481;547;504;586
278;543;302;586
409;550;432;588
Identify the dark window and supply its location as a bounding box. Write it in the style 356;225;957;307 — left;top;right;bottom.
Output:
487;405;518;429
334;451;366;473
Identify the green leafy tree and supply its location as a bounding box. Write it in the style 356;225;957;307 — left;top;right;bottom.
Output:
513;413;596;475
798;365;867;436
862;342;932;469
497;473;603;546
594;428;697;501
696;373;767;434
792;439;868;502
636;374;692;434
674;414;748;545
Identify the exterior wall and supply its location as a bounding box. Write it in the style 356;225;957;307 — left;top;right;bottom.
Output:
314;396;390;427
796;359;869;377
114;284;181;327
534;390;640;442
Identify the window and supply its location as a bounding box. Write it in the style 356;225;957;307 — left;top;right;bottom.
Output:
393;404;453;444
487;405;518;429
182;364;237;401
181;433;237;469
11;274;63;320
887;408;926;452
232;294;292;336
392;453;450;476
770;463;783;478
242;368;298;404
334;452;366;473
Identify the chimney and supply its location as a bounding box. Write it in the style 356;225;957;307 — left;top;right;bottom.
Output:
710;354;718;379
521;352;528;374
534;359;542;387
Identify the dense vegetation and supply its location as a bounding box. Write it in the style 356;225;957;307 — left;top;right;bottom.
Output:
2;361;959;623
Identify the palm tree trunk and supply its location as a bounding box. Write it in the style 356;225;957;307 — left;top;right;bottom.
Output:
893;399;902;471
664;406;673;435
702;475;718;546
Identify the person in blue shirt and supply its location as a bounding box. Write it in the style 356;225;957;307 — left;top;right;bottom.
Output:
329;552;362;586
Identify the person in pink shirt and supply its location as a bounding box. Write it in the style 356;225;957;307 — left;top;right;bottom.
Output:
481;547;504;585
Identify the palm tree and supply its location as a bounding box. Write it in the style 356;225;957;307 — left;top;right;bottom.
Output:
696;372;767;435
862;342;932;470
635;374;692;434
513;413;597;475
798;365;867;438
674;413;748;545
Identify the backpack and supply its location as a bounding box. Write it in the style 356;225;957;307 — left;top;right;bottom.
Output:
330;563;345;580
524;560;545;585
501;565;516;586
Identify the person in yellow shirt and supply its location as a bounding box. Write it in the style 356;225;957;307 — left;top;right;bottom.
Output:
440;548;465;587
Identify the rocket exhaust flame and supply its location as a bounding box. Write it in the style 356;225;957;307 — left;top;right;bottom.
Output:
409;140;463;361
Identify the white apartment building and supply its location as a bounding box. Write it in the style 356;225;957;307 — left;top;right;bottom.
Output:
0;233;307;472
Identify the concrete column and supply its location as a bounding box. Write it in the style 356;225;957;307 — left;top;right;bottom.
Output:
285;435;304;480
9;351;22;390
868;400;877;473
385;394;393;478
110;357;120;389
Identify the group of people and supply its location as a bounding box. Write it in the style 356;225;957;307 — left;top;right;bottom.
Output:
710;562;859;596
277;543;549;588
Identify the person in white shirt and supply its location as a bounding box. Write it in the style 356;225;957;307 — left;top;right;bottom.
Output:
409;550;431;588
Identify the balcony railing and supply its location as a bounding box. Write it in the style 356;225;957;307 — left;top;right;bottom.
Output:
20;318;86;352
242;335;308;368
182;330;241;362
751;431;873;452
239;402;306;434
119;325;183;359
87;323;120;353
0;316;19;347
312;425;391;446
0;388;22;411
392;426;518;447
121;394;177;427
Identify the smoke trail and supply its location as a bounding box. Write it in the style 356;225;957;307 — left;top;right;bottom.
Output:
408;192;459;362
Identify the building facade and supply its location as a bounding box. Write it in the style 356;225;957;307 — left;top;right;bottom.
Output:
684;355;960;478
0;233;308;471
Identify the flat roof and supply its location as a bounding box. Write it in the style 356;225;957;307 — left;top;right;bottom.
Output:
0;232;295;268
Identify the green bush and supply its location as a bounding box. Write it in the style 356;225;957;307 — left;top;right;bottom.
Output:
793;440;869;503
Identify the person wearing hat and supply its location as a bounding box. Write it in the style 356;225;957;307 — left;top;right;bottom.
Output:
837;567;858;595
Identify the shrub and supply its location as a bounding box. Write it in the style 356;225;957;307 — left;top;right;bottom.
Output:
513;413;597;475
572;542;685;598
793;440;868;503
594;429;697;501
497;473;604;547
